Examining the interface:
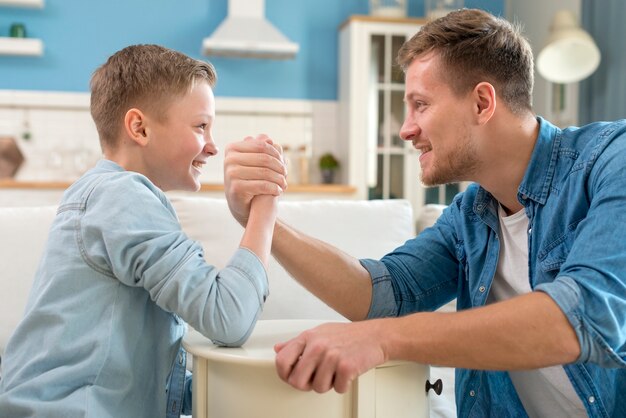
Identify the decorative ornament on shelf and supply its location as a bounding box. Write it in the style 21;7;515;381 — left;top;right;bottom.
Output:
425;0;464;20
369;0;407;18
0;137;25;179
9;22;27;38
319;152;340;184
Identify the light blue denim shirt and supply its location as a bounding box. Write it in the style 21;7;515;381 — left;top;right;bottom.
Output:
363;117;626;417
0;160;269;417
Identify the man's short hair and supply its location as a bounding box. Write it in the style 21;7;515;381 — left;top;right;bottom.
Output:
90;44;217;149
398;9;534;115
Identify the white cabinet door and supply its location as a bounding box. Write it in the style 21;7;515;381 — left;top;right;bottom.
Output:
339;16;462;220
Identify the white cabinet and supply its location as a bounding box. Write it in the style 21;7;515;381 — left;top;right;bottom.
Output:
0;0;44;56
339;16;461;219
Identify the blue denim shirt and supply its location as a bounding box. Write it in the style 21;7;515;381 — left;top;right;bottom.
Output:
363;117;626;417
0;160;269;417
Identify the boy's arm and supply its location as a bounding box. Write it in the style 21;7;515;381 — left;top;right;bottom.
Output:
239;195;278;270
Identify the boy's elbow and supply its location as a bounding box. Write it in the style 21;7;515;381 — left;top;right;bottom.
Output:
208;306;262;347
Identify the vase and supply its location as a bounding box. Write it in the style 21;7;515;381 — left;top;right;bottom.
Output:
321;169;335;184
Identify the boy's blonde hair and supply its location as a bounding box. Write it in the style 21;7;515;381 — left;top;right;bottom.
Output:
90;44;217;149
398;9;534;116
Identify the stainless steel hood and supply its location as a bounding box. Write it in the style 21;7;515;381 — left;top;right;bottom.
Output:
202;0;299;59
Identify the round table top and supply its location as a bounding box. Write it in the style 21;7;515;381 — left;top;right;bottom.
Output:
183;319;339;366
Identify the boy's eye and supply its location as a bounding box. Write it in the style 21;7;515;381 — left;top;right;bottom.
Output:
197;123;208;130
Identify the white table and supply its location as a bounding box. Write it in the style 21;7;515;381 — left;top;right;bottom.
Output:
183;319;430;418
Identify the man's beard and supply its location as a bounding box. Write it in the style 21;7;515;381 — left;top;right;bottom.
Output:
420;135;479;186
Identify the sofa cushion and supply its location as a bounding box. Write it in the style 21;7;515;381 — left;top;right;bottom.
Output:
170;197;415;321
0;206;58;353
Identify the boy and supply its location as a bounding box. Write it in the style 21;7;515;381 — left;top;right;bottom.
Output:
0;44;286;417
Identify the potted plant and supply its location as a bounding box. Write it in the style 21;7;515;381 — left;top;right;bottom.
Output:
318;152;340;184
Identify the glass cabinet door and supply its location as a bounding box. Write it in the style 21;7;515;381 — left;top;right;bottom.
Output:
367;30;462;206
367;33;409;200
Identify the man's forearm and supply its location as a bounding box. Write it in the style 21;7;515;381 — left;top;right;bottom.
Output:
271;219;373;321
380;291;581;370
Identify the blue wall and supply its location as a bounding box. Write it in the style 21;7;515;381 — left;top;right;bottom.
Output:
0;0;503;100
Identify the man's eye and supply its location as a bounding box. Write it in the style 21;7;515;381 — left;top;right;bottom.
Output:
414;102;427;111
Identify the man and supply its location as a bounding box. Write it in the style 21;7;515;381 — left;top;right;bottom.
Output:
224;9;626;418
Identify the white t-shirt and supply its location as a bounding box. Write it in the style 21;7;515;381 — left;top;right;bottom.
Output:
487;205;587;418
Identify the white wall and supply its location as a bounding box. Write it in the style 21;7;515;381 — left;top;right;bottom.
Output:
0;90;342;185
506;0;582;127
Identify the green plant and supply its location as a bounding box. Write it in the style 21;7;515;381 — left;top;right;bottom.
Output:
318;152;339;170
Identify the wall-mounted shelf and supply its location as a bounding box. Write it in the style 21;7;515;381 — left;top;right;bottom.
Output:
0;0;44;8
0;37;43;56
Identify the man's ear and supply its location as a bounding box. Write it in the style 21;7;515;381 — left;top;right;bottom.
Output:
473;82;496;125
124;108;149;147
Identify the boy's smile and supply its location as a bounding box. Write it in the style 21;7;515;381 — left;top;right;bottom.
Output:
142;81;217;192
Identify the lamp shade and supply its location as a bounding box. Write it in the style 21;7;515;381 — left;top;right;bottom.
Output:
536;10;601;84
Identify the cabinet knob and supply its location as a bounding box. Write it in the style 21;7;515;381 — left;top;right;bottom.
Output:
425;378;443;396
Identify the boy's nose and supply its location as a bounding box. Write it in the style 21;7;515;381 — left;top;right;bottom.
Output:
204;137;218;156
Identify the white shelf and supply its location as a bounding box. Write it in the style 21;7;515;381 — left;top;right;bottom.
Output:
0;37;43;56
0;0;44;8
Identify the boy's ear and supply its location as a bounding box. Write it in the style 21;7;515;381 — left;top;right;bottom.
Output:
124;108;149;147
472;82;497;125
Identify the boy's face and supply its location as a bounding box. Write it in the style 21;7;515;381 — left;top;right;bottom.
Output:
142;81;217;191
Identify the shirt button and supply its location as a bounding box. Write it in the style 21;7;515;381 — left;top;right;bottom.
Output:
479;286;486;293
521;194;527;200
589;396;595;404
528;228;532;234
469;390;476;397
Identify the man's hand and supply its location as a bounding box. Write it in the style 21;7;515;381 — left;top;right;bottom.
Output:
224;134;287;226
274;321;388;394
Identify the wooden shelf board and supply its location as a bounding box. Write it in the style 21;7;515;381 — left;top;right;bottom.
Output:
0;180;357;194
0;37;43;56
0;0;44;8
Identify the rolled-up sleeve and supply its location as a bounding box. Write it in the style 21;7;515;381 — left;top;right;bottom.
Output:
361;258;399;319
536;276;626;368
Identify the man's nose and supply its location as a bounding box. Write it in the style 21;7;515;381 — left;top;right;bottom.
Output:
399;116;418;141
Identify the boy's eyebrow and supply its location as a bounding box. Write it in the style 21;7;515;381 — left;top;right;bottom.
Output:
194;113;215;119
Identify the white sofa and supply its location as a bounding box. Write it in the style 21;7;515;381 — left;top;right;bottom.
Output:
0;197;454;417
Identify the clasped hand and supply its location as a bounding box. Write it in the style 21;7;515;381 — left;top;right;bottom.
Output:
274;321;388;394
224;134;288;225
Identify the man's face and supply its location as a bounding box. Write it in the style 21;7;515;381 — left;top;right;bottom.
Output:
400;53;480;186
143;81;218;192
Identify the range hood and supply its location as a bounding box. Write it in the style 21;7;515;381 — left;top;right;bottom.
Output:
202;0;299;59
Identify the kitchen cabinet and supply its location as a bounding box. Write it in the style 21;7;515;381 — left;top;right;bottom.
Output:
0;0;45;56
338;16;462;218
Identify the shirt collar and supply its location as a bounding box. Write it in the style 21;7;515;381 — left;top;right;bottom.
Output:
94;158;125;173
517;116;561;205
472;116;560;220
